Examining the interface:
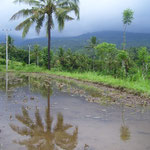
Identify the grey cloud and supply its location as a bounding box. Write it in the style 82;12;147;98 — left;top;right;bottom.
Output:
0;0;150;38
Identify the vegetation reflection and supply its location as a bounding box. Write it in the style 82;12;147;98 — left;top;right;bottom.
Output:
10;85;78;150
120;104;131;141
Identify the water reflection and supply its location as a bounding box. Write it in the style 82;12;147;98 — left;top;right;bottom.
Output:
10;85;78;150
84;144;90;150
6;72;8;94
120;104;131;141
0;73;53;99
0;73;28;98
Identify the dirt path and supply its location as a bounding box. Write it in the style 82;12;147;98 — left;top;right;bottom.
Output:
23;72;150;107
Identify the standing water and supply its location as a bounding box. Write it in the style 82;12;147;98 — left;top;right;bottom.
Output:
0;73;150;150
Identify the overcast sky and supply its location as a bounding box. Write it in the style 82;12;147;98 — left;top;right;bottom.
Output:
0;0;149;38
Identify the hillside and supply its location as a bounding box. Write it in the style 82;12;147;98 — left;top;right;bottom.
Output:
1;31;150;50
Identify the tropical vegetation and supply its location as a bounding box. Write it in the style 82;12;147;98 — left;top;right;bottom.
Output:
11;0;79;70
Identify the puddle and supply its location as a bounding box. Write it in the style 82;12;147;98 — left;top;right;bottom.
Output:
0;73;150;150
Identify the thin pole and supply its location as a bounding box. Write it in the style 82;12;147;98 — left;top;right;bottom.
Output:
28;45;31;65
123;24;127;50
2;29;11;71
6;30;8;71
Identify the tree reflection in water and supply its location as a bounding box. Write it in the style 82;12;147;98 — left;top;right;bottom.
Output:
10;86;78;150
120;104;131;141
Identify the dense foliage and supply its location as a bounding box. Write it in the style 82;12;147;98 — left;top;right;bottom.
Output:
0;36;150;81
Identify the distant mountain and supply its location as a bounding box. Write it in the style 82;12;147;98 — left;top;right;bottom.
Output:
1;31;150;50
0;35;5;44
0;34;23;46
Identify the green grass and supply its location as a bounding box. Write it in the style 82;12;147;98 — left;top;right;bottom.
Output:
9;64;45;72
48;71;150;96
0;62;150;96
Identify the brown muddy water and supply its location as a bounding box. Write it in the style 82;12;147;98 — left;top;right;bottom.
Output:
0;73;150;150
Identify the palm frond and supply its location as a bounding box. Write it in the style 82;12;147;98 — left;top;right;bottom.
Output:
64;15;74;21
35;15;45;34
14;0;40;6
57;16;65;31
57;0;79;7
10;124;33;136
55;8;74;31
35;108;44;129
15;107;35;128
68;2;80;19
15;18;31;30
22;19;34;37
54;0;79;31
57;0;79;19
11;0;80;38
10;9;33;20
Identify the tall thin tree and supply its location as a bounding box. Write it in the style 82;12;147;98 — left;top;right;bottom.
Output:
122;8;134;50
85;36;98;71
11;0;80;70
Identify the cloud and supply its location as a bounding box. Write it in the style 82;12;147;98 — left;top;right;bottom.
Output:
0;0;150;38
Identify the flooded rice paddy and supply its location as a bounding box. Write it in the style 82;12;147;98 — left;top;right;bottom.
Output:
0;73;150;150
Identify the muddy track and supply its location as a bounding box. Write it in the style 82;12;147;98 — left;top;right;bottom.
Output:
24;72;150;107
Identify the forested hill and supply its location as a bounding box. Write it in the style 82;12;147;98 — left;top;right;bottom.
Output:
1;31;150;50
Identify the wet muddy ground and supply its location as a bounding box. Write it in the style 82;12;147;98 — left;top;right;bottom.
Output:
0;73;150;150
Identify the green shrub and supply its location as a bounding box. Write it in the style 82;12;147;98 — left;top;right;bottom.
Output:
0;59;6;65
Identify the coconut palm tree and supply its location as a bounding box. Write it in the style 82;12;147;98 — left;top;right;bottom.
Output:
11;0;80;70
85;36;98;71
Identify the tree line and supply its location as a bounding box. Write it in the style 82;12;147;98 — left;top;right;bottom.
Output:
10;0;134;71
0;36;150;81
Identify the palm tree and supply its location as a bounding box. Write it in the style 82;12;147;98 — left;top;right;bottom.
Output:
122;8;134;50
11;0;80;70
85;36;98;71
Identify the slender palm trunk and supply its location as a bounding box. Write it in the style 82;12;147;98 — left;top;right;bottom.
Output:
48;14;51;70
123;25;127;50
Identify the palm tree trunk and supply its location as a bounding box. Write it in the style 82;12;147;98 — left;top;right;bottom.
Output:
123;25;127;50
48;15;51;70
